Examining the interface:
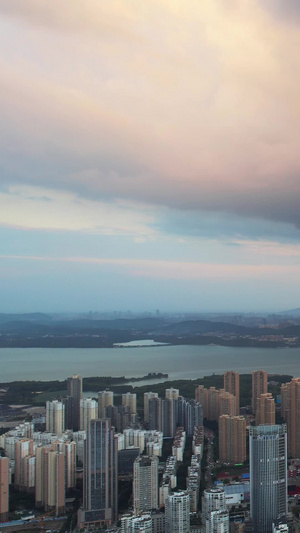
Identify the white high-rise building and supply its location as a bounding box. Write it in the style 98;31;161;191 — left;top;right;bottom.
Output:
121;513;152;533
133;455;158;514
207;510;230;532
165;491;190;533
202;488;229;533
80;398;97;431
46;400;65;436
123;429;146;453
165;388;179;400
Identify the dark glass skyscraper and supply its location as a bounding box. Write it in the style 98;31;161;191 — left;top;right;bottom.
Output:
250;424;287;533
79;419;118;528
67;374;82;431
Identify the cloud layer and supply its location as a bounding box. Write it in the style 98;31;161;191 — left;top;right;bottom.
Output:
1;1;300;312
1;0;300;229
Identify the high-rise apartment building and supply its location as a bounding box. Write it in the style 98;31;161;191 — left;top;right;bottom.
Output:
0;457;9;522
62;396;74;430
98;390;114;419
149;397;163;432
133;455;158;514
250;424;287;533
256;393;275;426
281;377;300;457
252;370;268;413
224;371;240;412
219;390;237;417
35;446;65;515
46;400;65;436
165;491;190;533
144;392;158;424
122;393;137;414
219;415;246;464
165;388;179;400
67;374;82;431
22;455;35;493
14;438;34;490
79;419;118;527
206;387;220;421
80;398;97;431
51;441;76;489
163;398;178;438
195;385;208;415
178;397;203;436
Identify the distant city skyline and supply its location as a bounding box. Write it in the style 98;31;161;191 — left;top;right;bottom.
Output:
1;1;300;312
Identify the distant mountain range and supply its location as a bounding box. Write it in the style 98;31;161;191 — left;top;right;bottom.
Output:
0;313;300;348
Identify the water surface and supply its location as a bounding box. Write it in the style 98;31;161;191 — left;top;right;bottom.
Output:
1;345;300;383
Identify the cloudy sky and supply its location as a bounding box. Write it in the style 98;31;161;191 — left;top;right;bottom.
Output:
1;0;300;313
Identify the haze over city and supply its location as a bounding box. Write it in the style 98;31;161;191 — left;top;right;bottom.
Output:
1;0;300;312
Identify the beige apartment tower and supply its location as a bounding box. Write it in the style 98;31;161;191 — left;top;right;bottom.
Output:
252;370;268;413
195;385;208;416
14;438;34;490
219;390;237;417
0;457;9;522
255;393;275;426
80;398;97;431
46;400;65;436
122;392;137;414
281;377;300;457
35;446;65;515
219;415;246;464
98;390;114;418
224;371;240;412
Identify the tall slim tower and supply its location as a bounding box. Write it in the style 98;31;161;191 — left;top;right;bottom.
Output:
219;415;246;464
133;455;158;514
250;424;287;533
224;371;240;413
144;392;158;424
165;491;190;533
0;457;9;522
195;385;208;416
67;374;82;431
252;370;268;413
80;419;118;527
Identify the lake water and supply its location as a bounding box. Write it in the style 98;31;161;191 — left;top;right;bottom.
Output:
1;345;300;383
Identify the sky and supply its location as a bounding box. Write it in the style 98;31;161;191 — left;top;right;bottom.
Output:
1;0;300;313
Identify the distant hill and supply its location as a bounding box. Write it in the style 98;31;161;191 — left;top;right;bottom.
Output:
279;308;300;317
0;313;52;324
1;314;300;347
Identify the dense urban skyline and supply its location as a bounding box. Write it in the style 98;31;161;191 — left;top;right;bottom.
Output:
1;1;300;312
